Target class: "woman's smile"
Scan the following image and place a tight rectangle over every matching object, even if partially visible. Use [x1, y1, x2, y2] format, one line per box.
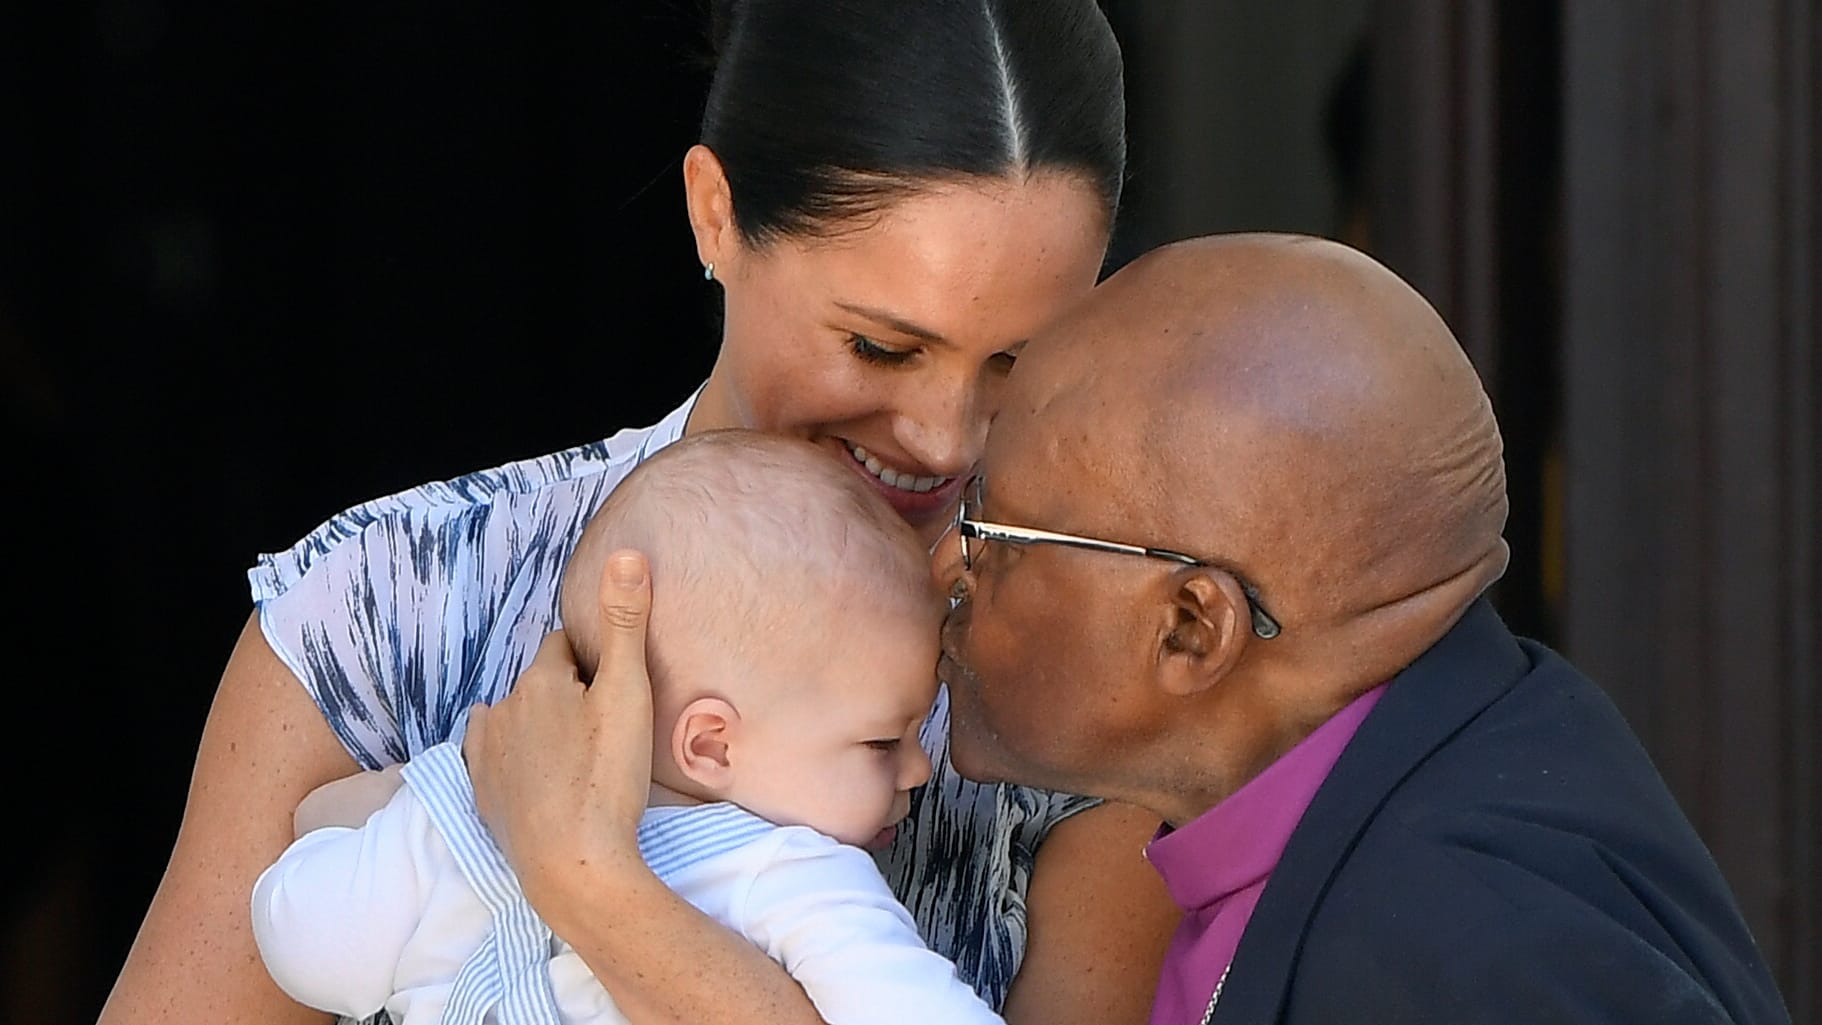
[835, 438, 968, 525]
[845, 441, 950, 493]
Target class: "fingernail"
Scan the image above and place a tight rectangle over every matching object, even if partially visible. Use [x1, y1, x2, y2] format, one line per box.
[608, 552, 646, 590]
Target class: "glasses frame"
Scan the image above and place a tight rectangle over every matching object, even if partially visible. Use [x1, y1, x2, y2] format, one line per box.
[955, 479, 1282, 640]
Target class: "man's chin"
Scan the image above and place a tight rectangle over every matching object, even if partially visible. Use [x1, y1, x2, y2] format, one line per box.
[947, 739, 1007, 784]
[940, 649, 1035, 784]
[945, 712, 1017, 784]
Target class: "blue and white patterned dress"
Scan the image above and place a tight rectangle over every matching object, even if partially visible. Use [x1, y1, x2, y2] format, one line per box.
[249, 391, 1098, 1016]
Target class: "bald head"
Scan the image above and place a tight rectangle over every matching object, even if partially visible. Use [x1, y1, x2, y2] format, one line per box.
[1005, 233, 1507, 675]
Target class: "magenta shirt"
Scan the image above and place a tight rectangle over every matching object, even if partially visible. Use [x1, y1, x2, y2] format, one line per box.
[1143, 684, 1387, 1025]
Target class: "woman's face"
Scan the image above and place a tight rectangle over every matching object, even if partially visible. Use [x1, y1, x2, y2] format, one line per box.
[686, 151, 1110, 542]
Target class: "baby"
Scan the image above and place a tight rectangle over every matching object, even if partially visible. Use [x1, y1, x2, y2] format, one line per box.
[250, 430, 998, 1025]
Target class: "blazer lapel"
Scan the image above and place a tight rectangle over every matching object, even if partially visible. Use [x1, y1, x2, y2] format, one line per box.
[1210, 599, 1531, 1023]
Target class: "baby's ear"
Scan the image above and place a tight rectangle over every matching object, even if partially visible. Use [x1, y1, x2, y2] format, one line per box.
[673, 696, 739, 792]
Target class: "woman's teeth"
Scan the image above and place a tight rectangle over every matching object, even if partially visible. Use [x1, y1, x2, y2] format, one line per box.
[848, 444, 948, 494]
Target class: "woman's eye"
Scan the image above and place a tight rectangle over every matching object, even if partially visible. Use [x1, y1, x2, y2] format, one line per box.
[849, 334, 917, 366]
[987, 350, 1019, 373]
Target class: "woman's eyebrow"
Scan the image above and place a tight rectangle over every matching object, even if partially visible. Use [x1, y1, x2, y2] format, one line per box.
[834, 301, 948, 344]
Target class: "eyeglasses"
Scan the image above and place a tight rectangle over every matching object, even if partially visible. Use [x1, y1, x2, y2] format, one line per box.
[953, 477, 1282, 639]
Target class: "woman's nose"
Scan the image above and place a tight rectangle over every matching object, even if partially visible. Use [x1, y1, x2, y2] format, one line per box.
[898, 372, 987, 478]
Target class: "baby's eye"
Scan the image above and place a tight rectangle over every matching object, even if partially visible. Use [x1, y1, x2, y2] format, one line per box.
[864, 739, 901, 752]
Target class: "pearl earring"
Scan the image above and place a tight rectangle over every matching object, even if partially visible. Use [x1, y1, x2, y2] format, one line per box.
[703, 262, 715, 281]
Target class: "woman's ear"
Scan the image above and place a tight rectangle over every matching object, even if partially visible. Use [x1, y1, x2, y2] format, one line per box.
[682, 144, 740, 275]
[671, 695, 740, 793]
[1157, 569, 1249, 697]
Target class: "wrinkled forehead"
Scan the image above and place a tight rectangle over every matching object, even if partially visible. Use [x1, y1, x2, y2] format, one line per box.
[979, 345, 1144, 530]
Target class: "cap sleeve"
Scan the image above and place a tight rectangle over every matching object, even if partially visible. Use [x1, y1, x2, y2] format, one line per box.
[248, 398, 699, 768]
[257, 477, 612, 767]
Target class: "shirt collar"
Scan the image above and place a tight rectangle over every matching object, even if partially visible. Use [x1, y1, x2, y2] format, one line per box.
[1145, 684, 1388, 913]
[638, 802, 774, 879]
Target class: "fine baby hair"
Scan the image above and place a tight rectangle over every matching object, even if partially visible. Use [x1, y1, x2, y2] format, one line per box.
[560, 429, 935, 690]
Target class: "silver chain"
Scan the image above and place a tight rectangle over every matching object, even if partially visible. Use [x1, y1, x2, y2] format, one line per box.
[1198, 964, 1231, 1025]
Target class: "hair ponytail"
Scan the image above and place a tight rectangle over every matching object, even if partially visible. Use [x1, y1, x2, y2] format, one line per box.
[699, 0, 1125, 243]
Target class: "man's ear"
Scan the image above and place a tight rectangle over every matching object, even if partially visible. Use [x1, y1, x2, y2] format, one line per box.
[672, 695, 740, 792]
[682, 144, 740, 275]
[1157, 569, 1249, 697]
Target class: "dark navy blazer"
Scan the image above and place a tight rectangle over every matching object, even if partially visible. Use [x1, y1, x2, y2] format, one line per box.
[1212, 599, 1791, 1024]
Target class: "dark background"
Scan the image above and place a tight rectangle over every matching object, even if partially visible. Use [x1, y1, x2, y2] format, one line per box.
[5, 2, 1817, 1020]
[3, 3, 720, 1015]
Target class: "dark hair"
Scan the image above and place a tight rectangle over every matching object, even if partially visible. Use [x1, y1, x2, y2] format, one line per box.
[703, 0, 1126, 243]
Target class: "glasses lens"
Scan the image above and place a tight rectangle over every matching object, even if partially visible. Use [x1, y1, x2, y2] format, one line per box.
[959, 477, 982, 571]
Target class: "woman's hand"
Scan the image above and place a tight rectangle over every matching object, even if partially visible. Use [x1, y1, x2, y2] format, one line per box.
[464, 549, 828, 1024]
[463, 549, 657, 925]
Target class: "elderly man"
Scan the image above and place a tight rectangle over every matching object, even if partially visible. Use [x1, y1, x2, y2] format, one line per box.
[467, 232, 1791, 1024]
[932, 233, 1789, 1024]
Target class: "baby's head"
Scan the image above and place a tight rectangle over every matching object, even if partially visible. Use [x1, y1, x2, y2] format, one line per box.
[560, 430, 943, 848]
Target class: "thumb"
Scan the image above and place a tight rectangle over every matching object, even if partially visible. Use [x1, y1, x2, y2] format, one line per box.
[593, 548, 653, 689]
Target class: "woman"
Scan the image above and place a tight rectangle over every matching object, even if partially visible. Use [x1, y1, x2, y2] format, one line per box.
[100, 2, 1179, 1023]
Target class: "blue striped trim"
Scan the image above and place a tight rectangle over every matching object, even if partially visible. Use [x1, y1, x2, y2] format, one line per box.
[396, 749, 777, 1025]
[445, 939, 497, 1025]
[638, 804, 777, 880]
[402, 742, 563, 1025]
